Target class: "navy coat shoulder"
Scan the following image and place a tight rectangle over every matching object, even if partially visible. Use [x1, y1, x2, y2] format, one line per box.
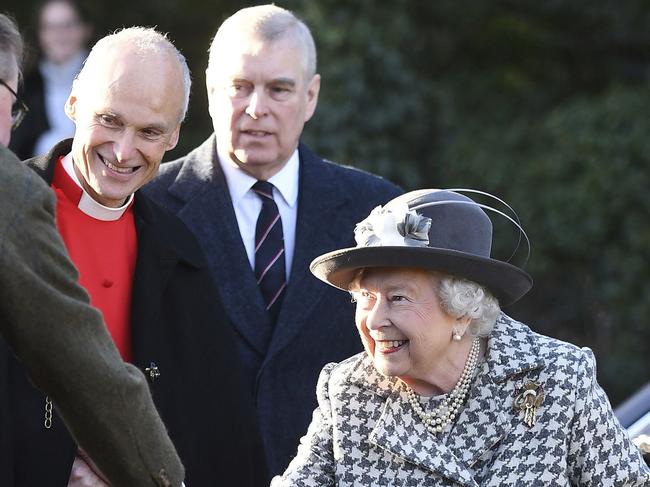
[144, 135, 403, 477]
[2, 139, 267, 486]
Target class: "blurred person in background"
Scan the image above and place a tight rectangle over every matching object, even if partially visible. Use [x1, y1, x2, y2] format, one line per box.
[0, 11, 184, 487]
[9, 0, 90, 159]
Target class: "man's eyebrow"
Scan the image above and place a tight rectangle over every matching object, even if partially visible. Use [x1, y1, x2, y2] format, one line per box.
[142, 123, 168, 132]
[269, 77, 296, 86]
[96, 109, 120, 118]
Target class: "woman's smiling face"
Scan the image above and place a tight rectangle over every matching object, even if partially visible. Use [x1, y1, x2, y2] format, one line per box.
[353, 268, 459, 385]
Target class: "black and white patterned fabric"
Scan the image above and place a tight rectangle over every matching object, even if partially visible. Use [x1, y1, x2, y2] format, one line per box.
[272, 314, 650, 486]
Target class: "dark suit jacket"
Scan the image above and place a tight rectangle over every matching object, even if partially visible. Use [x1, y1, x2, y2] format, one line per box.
[144, 135, 403, 476]
[0, 144, 183, 486]
[2, 140, 267, 486]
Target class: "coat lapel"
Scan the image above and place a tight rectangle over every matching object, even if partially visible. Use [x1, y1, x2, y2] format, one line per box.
[266, 145, 352, 360]
[370, 390, 480, 486]
[24, 139, 72, 180]
[347, 357, 479, 486]
[130, 195, 188, 367]
[446, 315, 544, 468]
[166, 136, 271, 355]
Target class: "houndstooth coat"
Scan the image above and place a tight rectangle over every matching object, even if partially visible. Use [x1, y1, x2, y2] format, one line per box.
[272, 314, 650, 486]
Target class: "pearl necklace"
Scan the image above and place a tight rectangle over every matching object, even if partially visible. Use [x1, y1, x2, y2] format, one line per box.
[406, 337, 480, 435]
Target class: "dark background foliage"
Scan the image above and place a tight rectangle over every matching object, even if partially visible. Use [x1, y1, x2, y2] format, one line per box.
[5, 0, 649, 403]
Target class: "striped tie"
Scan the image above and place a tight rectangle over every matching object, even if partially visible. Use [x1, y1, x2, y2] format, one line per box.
[253, 181, 286, 321]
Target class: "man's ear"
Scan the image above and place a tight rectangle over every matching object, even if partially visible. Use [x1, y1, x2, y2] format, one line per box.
[166, 124, 181, 151]
[205, 69, 218, 119]
[304, 73, 321, 123]
[65, 89, 78, 122]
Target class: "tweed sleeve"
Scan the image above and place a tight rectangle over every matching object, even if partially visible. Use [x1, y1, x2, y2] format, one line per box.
[0, 154, 184, 487]
[567, 348, 650, 485]
[271, 362, 338, 487]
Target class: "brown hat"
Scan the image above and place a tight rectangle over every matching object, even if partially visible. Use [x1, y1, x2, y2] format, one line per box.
[309, 189, 533, 306]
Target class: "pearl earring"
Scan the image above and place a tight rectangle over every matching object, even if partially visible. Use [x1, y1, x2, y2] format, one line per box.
[452, 328, 462, 341]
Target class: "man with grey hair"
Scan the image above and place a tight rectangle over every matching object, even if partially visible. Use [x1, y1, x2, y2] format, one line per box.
[146, 4, 402, 477]
[0, 13, 184, 487]
[4, 25, 265, 486]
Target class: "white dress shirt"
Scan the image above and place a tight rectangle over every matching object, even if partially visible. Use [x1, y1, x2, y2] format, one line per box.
[216, 145, 299, 280]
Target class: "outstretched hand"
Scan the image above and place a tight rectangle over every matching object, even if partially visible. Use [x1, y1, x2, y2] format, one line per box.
[68, 449, 111, 487]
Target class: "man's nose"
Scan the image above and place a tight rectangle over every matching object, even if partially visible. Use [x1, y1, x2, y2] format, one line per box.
[114, 131, 136, 162]
[245, 89, 268, 119]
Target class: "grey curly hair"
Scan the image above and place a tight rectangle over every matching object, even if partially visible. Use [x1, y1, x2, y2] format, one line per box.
[436, 274, 501, 336]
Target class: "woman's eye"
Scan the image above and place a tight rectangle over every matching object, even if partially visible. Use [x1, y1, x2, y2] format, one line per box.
[353, 291, 375, 306]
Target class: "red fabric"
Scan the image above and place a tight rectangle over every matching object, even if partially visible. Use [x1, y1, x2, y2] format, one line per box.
[51, 157, 136, 361]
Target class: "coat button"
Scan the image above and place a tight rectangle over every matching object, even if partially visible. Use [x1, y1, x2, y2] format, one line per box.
[145, 362, 161, 382]
[157, 468, 171, 487]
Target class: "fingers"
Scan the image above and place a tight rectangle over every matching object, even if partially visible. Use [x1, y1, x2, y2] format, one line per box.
[68, 455, 111, 487]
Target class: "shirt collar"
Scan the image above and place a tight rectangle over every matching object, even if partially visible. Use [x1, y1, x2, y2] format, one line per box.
[216, 145, 300, 208]
[62, 152, 134, 221]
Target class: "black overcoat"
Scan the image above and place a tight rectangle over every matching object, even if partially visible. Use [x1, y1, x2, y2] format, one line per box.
[145, 135, 403, 476]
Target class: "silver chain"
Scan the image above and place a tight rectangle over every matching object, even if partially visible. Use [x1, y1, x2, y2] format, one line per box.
[44, 396, 53, 429]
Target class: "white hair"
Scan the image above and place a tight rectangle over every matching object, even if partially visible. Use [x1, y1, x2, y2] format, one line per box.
[436, 274, 501, 336]
[76, 27, 191, 121]
[207, 4, 317, 81]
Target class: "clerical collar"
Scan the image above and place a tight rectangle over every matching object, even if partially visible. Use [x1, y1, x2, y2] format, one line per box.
[61, 153, 134, 221]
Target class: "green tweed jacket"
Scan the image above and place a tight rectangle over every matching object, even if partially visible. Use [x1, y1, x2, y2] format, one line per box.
[0, 145, 184, 487]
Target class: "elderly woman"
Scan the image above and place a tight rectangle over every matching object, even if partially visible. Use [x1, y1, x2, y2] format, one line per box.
[272, 189, 650, 486]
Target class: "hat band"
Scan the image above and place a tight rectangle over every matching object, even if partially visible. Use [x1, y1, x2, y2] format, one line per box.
[355, 189, 530, 267]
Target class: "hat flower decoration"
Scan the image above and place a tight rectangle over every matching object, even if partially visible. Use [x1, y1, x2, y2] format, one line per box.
[355, 203, 432, 248]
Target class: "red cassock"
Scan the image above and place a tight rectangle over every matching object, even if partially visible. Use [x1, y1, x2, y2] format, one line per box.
[51, 157, 136, 362]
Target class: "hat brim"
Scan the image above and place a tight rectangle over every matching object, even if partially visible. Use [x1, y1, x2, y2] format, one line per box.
[310, 246, 533, 306]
